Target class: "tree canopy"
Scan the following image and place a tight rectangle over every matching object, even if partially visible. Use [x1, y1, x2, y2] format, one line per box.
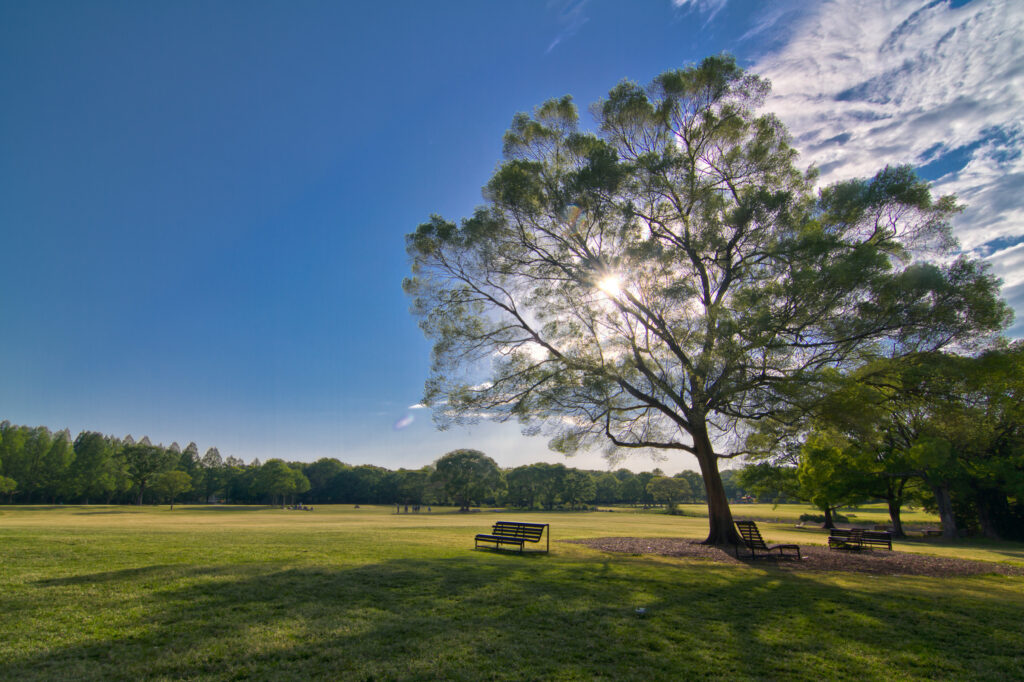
[405, 55, 1011, 543]
[431, 449, 501, 511]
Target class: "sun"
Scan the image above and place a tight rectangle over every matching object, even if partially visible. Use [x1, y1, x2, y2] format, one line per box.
[597, 274, 623, 297]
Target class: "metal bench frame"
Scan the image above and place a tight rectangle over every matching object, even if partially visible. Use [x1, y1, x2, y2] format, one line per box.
[734, 520, 801, 560]
[828, 528, 893, 551]
[475, 521, 549, 553]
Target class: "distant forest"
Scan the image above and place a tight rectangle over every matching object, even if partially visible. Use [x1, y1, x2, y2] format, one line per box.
[0, 420, 745, 508]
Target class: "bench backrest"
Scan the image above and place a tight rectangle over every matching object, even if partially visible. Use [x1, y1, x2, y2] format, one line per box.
[491, 521, 547, 543]
[833, 528, 889, 540]
[735, 520, 768, 549]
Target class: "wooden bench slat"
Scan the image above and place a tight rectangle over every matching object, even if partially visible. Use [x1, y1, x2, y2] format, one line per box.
[828, 528, 892, 551]
[474, 521, 549, 553]
[734, 520, 801, 560]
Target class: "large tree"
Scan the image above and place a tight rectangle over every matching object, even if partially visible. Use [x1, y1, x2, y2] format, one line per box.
[405, 56, 1010, 543]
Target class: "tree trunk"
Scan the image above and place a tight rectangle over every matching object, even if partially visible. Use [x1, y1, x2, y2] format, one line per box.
[886, 478, 907, 538]
[887, 498, 905, 538]
[974, 488, 1007, 540]
[693, 428, 740, 545]
[822, 506, 836, 530]
[932, 484, 958, 540]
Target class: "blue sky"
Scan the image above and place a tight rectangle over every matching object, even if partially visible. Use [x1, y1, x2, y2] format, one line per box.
[2, 0, 1021, 473]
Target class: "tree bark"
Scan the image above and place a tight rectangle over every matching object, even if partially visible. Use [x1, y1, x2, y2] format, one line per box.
[885, 478, 907, 538]
[822, 506, 836, 530]
[887, 498, 905, 538]
[974, 488, 1007, 540]
[931, 483, 958, 540]
[693, 427, 740, 545]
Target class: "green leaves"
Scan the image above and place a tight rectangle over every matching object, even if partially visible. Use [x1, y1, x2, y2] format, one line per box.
[405, 55, 1012, 543]
[432, 449, 501, 509]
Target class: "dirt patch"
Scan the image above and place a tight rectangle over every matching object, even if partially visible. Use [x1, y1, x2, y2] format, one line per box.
[564, 537, 1024, 577]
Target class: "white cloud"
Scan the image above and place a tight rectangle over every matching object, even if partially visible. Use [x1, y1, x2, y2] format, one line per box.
[747, 0, 1024, 335]
[672, 0, 729, 24]
[546, 0, 590, 54]
[987, 243, 1024, 290]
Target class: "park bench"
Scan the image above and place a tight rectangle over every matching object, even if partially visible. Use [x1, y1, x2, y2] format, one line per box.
[828, 528, 892, 551]
[475, 521, 549, 554]
[734, 520, 801, 560]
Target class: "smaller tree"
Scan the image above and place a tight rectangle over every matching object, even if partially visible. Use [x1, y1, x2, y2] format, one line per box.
[674, 471, 705, 503]
[288, 467, 311, 506]
[151, 470, 192, 510]
[123, 444, 176, 505]
[561, 470, 596, 510]
[432, 449, 501, 511]
[253, 459, 302, 507]
[619, 476, 644, 507]
[200, 446, 224, 503]
[646, 476, 692, 511]
[737, 463, 801, 505]
[797, 433, 873, 529]
[594, 473, 621, 504]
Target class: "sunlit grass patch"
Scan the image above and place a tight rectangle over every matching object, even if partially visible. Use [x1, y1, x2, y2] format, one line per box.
[1, 505, 1022, 679]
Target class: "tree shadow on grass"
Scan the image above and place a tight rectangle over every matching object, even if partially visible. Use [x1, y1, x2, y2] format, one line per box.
[34, 565, 233, 587]
[11, 555, 1024, 680]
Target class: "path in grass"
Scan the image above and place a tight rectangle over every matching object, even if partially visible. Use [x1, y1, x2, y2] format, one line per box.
[1, 505, 1022, 680]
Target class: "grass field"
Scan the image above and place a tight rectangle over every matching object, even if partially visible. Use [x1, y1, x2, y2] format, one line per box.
[2, 504, 1023, 681]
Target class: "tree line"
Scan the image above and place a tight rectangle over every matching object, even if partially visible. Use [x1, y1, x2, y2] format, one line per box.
[0, 422, 740, 509]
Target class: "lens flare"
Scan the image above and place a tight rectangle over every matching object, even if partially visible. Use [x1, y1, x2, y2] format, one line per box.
[393, 414, 415, 430]
[597, 274, 622, 296]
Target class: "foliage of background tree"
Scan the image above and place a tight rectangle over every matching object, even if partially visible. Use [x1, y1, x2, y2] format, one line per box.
[199, 446, 223, 503]
[432, 449, 501, 511]
[71, 432, 126, 504]
[404, 55, 1010, 543]
[123, 443, 176, 505]
[252, 459, 310, 508]
[897, 347, 1024, 539]
[561, 469, 597, 510]
[646, 476, 692, 510]
[151, 470, 193, 510]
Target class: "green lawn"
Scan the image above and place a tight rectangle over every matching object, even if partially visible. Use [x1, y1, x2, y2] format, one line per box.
[1, 505, 1022, 680]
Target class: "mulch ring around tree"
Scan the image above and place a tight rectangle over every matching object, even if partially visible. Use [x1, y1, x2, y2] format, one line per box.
[565, 537, 1024, 577]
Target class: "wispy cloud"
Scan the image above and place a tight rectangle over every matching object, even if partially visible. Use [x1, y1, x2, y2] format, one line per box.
[672, 0, 729, 26]
[747, 0, 1024, 332]
[546, 0, 589, 54]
